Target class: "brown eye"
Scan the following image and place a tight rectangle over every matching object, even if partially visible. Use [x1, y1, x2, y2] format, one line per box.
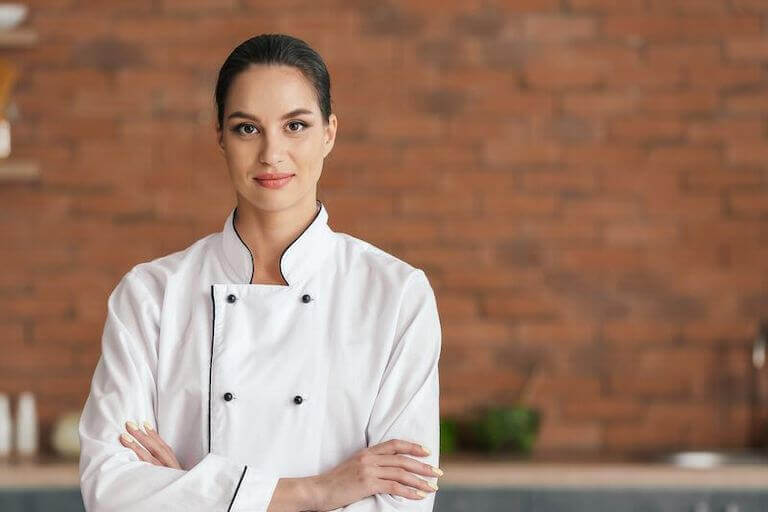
[287, 121, 307, 133]
[232, 123, 257, 136]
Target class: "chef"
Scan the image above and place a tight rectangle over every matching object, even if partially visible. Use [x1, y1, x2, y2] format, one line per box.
[78, 33, 443, 512]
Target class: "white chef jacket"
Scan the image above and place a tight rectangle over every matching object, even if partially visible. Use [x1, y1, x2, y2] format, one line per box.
[78, 199, 442, 512]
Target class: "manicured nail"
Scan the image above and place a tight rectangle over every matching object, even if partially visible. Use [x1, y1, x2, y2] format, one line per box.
[427, 481, 439, 491]
[421, 445, 431, 455]
[126, 421, 138, 431]
[120, 433, 133, 444]
[142, 421, 154, 432]
[432, 466, 444, 476]
[415, 490, 426, 498]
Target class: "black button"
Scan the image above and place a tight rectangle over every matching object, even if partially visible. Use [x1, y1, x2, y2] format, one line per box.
[293, 395, 303, 404]
[301, 294, 311, 303]
[227, 294, 237, 303]
[223, 392, 234, 401]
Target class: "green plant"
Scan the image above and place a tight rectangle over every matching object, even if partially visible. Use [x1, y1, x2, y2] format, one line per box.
[439, 418, 458, 455]
[471, 405, 540, 454]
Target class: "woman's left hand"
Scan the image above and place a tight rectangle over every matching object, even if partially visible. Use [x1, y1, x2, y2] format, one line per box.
[119, 420, 183, 470]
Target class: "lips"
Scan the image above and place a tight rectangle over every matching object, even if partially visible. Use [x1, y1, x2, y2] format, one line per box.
[253, 173, 295, 189]
[254, 173, 294, 180]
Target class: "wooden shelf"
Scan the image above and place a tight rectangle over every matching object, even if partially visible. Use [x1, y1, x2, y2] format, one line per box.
[0, 158, 39, 181]
[0, 27, 37, 47]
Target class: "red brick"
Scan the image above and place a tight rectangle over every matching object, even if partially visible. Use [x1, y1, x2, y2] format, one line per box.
[569, 0, 646, 12]
[563, 92, 639, 116]
[687, 118, 764, 143]
[726, 143, 768, 165]
[685, 169, 763, 190]
[160, 0, 239, 12]
[647, 0, 729, 13]
[520, 168, 597, 193]
[688, 64, 763, 88]
[524, 15, 597, 42]
[483, 291, 562, 321]
[609, 117, 684, 142]
[604, 222, 680, 246]
[399, 193, 477, 217]
[484, 141, 562, 166]
[640, 91, 718, 114]
[647, 42, 722, 65]
[535, 421, 602, 453]
[729, 190, 768, 217]
[563, 398, 645, 421]
[485, 193, 559, 216]
[728, 38, 768, 59]
[602, 15, 761, 41]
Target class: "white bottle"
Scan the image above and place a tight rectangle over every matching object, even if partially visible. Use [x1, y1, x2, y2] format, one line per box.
[15, 391, 38, 458]
[0, 393, 11, 460]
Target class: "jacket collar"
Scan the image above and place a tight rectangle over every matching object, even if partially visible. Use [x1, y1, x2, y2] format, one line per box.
[220, 199, 333, 286]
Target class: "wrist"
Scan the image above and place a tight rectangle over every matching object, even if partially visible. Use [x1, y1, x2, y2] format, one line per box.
[298, 475, 324, 511]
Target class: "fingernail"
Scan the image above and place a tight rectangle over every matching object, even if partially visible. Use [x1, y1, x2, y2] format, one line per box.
[120, 433, 133, 444]
[427, 481, 439, 491]
[126, 421, 138, 431]
[432, 466, 444, 476]
[415, 490, 426, 498]
[142, 421, 154, 432]
[421, 445, 431, 455]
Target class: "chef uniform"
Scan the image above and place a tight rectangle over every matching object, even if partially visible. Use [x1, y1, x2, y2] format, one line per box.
[78, 199, 442, 512]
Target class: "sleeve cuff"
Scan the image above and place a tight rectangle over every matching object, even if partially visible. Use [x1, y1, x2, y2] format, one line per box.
[229, 465, 281, 512]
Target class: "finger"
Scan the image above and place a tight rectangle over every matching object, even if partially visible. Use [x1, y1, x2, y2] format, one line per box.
[374, 454, 443, 478]
[376, 478, 429, 501]
[141, 421, 182, 469]
[125, 421, 174, 466]
[120, 433, 162, 465]
[370, 439, 430, 457]
[375, 466, 438, 495]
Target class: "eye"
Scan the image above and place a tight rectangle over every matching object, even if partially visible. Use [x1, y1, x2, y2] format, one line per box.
[232, 123, 257, 136]
[287, 121, 308, 133]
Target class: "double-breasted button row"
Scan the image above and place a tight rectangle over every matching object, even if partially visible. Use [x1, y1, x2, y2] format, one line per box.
[223, 392, 303, 404]
[225, 293, 312, 303]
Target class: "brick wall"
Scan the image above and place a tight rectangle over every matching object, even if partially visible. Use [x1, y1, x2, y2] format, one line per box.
[2, 0, 767, 457]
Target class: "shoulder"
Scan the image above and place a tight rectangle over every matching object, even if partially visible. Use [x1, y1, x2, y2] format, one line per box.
[111, 231, 219, 305]
[331, 231, 435, 295]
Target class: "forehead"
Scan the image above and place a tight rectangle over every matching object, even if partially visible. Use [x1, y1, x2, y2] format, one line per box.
[226, 64, 318, 117]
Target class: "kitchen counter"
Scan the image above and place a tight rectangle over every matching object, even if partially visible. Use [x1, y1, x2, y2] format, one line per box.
[2, 455, 768, 489]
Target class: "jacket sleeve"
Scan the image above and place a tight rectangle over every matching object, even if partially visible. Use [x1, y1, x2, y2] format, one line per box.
[335, 269, 442, 512]
[78, 269, 280, 512]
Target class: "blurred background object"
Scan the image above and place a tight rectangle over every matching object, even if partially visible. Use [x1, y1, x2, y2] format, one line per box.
[0, 3, 28, 30]
[0, 56, 19, 157]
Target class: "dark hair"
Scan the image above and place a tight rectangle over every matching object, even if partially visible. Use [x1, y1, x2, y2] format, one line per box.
[214, 33, 332, 130]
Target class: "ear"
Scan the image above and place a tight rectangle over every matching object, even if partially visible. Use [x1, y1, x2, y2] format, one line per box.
[216, 126, 225, 155]
[323, 113, 338, 158]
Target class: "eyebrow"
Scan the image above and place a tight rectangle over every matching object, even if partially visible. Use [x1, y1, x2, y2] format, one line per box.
[226, 108, 314, 122]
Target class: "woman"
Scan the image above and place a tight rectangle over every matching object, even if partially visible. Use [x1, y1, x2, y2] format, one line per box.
[78, 33, 443, 512]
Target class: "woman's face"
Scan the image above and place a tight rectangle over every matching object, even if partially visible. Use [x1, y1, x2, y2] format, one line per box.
[217, 64, 337, 213]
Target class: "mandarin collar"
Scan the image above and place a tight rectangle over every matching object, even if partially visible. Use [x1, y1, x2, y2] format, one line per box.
[220, 199, 333, 286]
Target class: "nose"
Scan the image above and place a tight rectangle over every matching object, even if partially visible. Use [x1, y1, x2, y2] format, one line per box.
[258, 131, 286, 168]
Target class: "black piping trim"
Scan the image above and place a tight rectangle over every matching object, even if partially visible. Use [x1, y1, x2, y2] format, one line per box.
[227, 465, 248, 512]
[231, 207, 255, 285]
[231, 200, 323, 286]
[208, 285, 215, 454]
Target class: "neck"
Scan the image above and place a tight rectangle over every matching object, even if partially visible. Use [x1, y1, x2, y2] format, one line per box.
[233, 195, 319, 285]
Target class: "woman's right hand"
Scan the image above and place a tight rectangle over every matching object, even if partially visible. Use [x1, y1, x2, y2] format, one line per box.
[308, 439, 442, 511]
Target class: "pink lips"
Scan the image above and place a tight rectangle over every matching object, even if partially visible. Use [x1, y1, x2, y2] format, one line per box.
[254, 173, 295, 189]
